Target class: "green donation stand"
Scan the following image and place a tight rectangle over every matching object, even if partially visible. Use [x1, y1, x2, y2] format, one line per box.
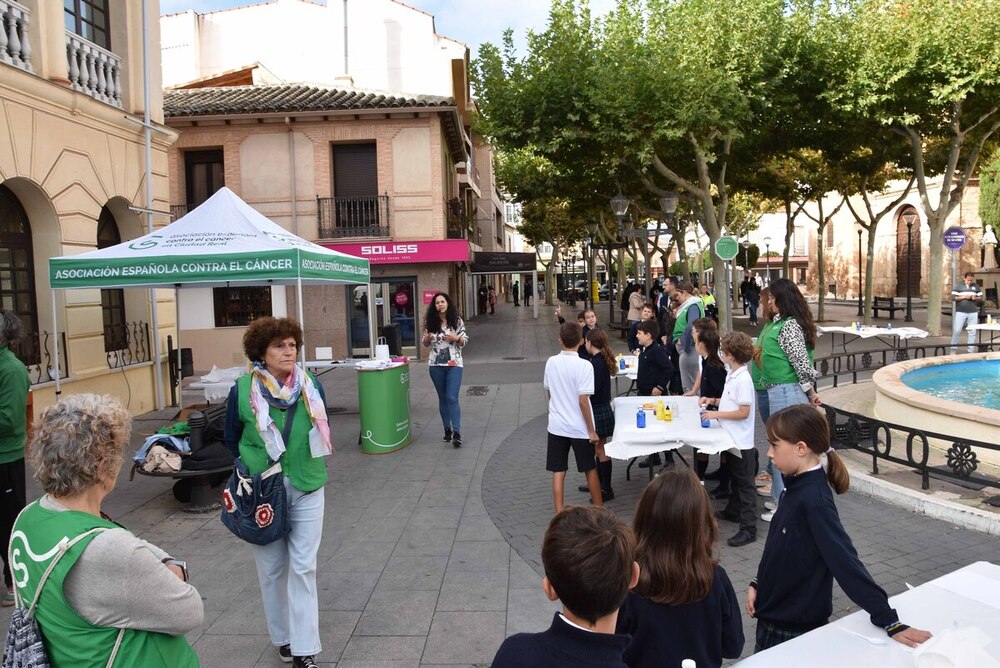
[357, 362, 412, 454]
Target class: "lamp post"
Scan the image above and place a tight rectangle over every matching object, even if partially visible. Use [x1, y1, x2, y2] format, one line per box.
[763, 236, 772, 286]
[611, 194, 632, 323]
[659, 193, 678, 290]
[586, 220, 599, 308]
[687, 236, 698, 283]
[856, 224, 864, 317]
[902, 209, 917, 322]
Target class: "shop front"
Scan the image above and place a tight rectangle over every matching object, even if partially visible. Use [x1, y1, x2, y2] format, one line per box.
[324, 239, 470, 359]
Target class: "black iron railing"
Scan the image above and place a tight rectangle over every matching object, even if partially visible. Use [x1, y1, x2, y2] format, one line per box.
[11, 331, 68, 386]
[317, 195, 390, 238]
[104, 321, 151, 370]
[445, 197, 467, 239]
[815, 344, 1000, 492]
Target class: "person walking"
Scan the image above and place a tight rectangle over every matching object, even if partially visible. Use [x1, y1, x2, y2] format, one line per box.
[950, 271, 983, 354]
[224, 316, 333, 668]
[627, 285, 646, 352]
[513, 280, 520, 307]
[12, 394, 203, 666]
[488, 285, 497, 315]
[421, 292, 469, 447]
[524, 279, 533, 307]
[0, 309, 30, 608]
[477, 282, 489, 315]
[746, 279, 761, 326]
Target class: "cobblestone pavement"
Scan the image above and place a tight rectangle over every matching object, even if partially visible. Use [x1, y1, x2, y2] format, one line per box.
[2, 298, 997, 667]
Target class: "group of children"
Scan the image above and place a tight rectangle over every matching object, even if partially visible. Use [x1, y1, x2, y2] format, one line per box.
[519, 317, 933, 666]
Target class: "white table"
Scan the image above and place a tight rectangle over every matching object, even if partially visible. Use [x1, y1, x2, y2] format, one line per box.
[818, 325, 928, 355]
[613, 355, 639, 396]
[186, 365, 245, 403]
[967, 322, 1000, 348]
[605, 396, 739, 480]
[734, 561, 1000, 668]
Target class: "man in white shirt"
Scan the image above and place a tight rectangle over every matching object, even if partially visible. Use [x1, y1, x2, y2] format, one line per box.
[543, 322, 601, 513]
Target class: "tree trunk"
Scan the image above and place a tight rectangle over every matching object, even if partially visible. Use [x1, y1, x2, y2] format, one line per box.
[817, 220, 826, 322]
[545, 245, 559, 306]
[924, 221, 945, 335]
[864, 230, 877, 325]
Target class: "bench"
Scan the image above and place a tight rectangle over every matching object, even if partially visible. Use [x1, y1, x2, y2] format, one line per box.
[608, 322, 630, 340]
[131, 403, 233, 513]
[872, 296, 904, 319]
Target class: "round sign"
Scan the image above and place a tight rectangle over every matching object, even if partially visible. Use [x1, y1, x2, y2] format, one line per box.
[394, 291, 408, 306]
[714, 236, 739, 261]
[943, 226, 966, 251]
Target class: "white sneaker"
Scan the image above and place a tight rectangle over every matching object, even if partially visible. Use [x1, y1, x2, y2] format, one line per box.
[761, 510, 775, 522]
[763, 501, 777, 511]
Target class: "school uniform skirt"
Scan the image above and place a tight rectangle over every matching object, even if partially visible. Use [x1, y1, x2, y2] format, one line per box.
[592, 402, 615, 439]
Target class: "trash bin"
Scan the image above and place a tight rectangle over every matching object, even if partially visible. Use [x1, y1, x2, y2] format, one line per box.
[180, 348, 194, 378]
[381, 322, 402, 357]
[357, 362, 412, 454]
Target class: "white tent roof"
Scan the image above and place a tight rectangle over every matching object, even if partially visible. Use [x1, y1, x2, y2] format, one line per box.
[49, 187, 370, 289]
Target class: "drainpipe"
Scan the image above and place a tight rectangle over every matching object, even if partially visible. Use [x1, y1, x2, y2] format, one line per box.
[343, 0, 349, 75]
[286, 117, 297, 236]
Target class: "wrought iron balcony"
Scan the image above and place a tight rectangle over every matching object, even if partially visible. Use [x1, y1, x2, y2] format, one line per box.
[66, 30, 121, 108]
[445, 197, 468, 239]
[11, 330, 67, 386]
[0, 0, 31, 73]
[104, 321, 151, 370]
[317, 195, 390, 238]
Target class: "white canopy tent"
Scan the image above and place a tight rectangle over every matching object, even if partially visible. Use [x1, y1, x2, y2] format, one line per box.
[49, 187, 371, 407]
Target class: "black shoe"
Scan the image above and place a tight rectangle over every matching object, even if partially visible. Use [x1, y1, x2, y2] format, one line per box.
[443, 429, 452, 442]
[710, 486, 731, 499]
[638, 453, 662, 469]
[727, 529, 757, 547]
[278, 645, 292, 664]
[292, 657, 319, 668]
[601, 489, 615, 502]
[452, 432, 462, 448]
[715, 510, 740, 523]
[578, 484, 590, 493]
[704, 468, 724, 481]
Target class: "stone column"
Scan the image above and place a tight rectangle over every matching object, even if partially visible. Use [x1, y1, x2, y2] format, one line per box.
[39, 0, 69, 85]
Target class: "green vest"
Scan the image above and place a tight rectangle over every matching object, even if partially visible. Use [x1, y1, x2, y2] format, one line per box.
[236, 374, 328, 492]
[750, 320, 777, 391]
[759, 317, 814, 386]
[672, 299, 706, 341]
[0, 344, 31, 464]
[11, 501, 199, 668]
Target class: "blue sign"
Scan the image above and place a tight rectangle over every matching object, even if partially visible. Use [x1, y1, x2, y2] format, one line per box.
[943, 226, 966, 251]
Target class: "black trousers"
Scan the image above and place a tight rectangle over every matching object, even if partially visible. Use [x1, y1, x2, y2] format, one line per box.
[722, 449, 757, 533]
[1, 458, 27, 587]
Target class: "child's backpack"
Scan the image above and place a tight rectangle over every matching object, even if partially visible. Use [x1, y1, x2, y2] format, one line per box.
[3, 528, 125, 668]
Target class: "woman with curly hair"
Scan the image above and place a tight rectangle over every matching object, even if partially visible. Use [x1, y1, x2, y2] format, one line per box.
[11, 393, 202, 666]
[224, 317, 331, 668]
[421, 292, 468, 447]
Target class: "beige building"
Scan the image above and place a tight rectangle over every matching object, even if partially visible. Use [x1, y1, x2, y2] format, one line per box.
[0, 0, 175, 413]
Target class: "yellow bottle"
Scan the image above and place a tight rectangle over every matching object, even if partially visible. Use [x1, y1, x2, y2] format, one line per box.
[664, 404, 673, 422]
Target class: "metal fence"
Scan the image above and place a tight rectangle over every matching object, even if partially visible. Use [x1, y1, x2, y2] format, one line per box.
[104, 321, 151, 370]
[317, 195, 390, 238]
[11, 330, 67, 386]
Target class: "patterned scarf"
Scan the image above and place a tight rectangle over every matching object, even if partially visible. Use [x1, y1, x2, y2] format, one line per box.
[249, 361, 332, 461]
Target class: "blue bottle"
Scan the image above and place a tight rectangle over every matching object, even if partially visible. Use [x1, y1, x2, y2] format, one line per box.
[636, 407, 646, 428]
[620, 357, 626, 370]
[700, 415, 711, 428]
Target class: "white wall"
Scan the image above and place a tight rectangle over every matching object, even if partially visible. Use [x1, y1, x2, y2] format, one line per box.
[161, 0, 466, 96]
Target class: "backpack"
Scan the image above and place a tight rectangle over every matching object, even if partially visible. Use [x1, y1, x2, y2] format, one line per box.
[3, 527, 125, 668]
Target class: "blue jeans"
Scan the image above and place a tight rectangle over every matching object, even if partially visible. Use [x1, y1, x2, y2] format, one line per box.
[951, 311, 978, 354]
[429, 365, 463, 433]
[765, 383, 809, 502]
[251, 479, 325, 656]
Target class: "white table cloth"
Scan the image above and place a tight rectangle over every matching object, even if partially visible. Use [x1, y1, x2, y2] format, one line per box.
[613, 355, 639, 396]
[967, 322, 1000, 347]
[818, 326, 928, 355]
[733, 560, 1000, 668]
[604, 396, 738, 460]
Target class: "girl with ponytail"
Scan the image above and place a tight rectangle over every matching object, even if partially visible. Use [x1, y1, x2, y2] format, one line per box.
[745, 405, 931, 652]
[580, 329, 617, 501]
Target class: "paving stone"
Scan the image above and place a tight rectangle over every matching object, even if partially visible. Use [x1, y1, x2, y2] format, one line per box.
[436, 570, 508, 611]
[355, 590, 439, 636]
[193, 633, 270, 667]
[446, 541, 510, 572]
[506, 587, 561, 636]
[392, 527, 457, 557]
[340, 635, 426, 661]
[421, 611, 507, 665]
[376, 555, 450, 592]
[317, 570, 380, 611]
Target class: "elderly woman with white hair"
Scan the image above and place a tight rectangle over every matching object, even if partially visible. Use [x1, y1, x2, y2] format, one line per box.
[9, 394, 203, 667]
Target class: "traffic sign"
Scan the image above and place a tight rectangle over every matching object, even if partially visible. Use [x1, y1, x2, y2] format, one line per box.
[943, 226, 966, 250]
[714, 236, 739, 261]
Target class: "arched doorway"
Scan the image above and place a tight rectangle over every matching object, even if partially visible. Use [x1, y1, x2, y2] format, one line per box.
[895, 207, 921, 299]
[98, 206, 127, 353]
[0, 184, 40, 366]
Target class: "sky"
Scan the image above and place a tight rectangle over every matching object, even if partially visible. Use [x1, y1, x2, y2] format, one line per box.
[159, 0, 616, 58]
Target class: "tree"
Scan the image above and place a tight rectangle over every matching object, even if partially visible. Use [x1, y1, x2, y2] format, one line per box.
[980, 151, 1000, 266]
[839, 0, 1000, 334]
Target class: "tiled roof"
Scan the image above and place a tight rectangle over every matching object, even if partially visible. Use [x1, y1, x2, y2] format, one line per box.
[164, 84, 455, 118]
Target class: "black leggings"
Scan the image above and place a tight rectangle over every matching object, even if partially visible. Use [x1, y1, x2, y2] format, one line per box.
[1, 458, 27, 587]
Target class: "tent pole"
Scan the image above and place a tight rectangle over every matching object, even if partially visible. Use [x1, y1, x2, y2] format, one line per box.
[367, 281, 376, 359]
[296, 277, 306, 368]
[175, 287, 182, 407]
[141, 0, 164, 410]
[51, 290, 61, 399]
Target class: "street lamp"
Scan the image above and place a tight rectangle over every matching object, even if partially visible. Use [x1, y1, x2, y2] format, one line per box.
[610, 194, 632, 322]
[586, 220, 599, 308]
[740, 239, 751, 314]
[687, 236, 698, 283]
[763, 236, 772, 286]
[856, 223, 864, 317]
[901, 208, 917, 322]
[658, 193, 678, 288]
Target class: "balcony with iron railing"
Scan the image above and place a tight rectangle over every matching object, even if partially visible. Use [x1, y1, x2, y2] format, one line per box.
[66, 30, 122, 108]
[445, 197, 469, 240]
[0, 0, 32, 73]
[11, 330, 67, 386]
[317, 195, 390, 239]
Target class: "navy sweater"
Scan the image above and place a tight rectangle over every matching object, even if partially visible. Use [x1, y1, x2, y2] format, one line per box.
[616, 565, 744, 668]
[636, 341, 673, 396]
[492, 612, 630, 668]
[753, 468, 903, 634]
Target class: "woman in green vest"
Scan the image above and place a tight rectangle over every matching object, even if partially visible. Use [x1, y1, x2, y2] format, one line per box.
[756, 279, 821, 517]
[11, 394, 202, 667]
[223, 317, 331, 668]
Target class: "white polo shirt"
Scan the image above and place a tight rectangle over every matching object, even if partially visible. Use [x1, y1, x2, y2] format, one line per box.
[543, 351, 595, 439]
[717, 365, 755, 450]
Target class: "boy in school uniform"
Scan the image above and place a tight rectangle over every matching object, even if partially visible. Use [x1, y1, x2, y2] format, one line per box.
[702, 331, 758, 547]
[544, 322, 601, 513]
[635, 320, 676, 470]
[491, 506, 639, 668]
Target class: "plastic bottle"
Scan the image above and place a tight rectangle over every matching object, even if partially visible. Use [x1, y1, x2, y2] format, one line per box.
[656, 399, 665, 420]
[664, 403, 672, 422]
[887, 322, 893, 331]
[619, 356, 626, 370]
[636, 407, 646, 429]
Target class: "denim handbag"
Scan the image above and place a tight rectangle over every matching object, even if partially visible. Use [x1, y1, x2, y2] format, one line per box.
[220, 403, 296, 545]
